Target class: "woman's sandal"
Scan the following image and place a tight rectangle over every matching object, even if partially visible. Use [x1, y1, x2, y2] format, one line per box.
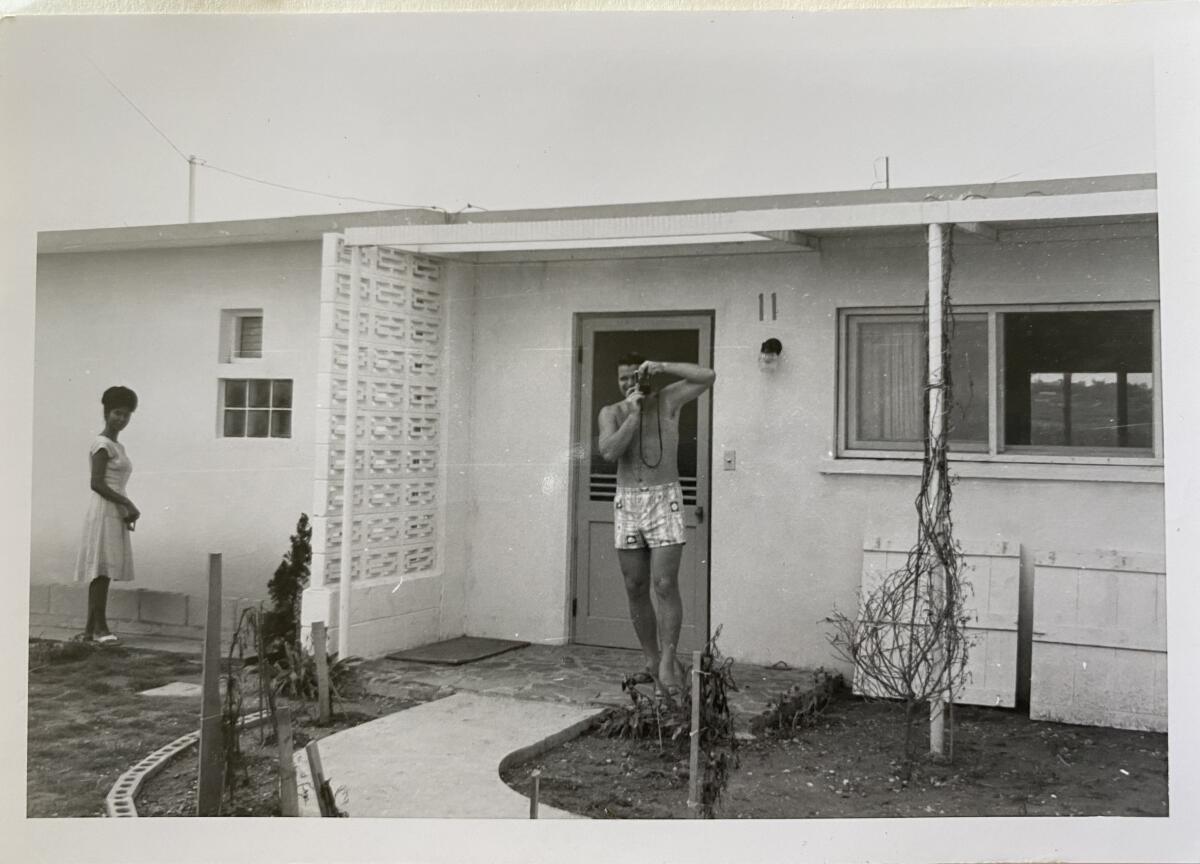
[95, 633, 119, 645]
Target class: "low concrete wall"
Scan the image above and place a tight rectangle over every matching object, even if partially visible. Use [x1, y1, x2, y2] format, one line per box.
[29, 582, 258, 643]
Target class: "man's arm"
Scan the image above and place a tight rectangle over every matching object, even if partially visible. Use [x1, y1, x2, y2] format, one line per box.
[644, 361, 716, 416]
[597, 401, 641, 462]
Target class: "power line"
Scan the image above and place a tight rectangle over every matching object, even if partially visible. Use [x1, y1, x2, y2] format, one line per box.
[86, 55, 188, 162]
[86, 55, 451, 214]
[200, 161, 445, 212]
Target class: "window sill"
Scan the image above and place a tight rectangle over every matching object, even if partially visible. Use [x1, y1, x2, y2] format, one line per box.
[822, 457, 1164, 484]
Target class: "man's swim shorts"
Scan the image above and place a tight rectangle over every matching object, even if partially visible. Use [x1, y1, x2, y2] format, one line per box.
[613, 481, 686, 549]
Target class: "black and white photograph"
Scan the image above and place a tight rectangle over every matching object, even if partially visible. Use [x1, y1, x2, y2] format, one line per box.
[3, 3, 1198, 863]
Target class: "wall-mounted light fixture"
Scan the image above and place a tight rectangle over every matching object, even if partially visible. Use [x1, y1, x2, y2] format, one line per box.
[759, 338, 782, 372]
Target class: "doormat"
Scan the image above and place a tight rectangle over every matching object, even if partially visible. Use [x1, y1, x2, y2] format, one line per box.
[386, 636, 531, 666]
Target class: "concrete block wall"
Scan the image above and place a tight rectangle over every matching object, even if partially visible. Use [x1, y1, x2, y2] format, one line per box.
[1030, 549, 1167, 732]
[300, 573, 443, 658]
[29, 582, 258, 643]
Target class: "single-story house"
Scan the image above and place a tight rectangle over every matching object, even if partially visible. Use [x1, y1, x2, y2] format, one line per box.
[30, 173, 1166, 730]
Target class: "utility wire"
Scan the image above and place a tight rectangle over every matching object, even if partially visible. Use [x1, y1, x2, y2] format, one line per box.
[86, 55, 450, 214]
[200, 160, 445, 212]
[86, 55, 188, 162]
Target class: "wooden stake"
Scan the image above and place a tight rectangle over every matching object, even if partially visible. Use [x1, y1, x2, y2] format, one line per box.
[687, 649, 703, 817]
[256, 601, 267, 746]
[529, 768, 541, 819]
[305, 740, 337, 817]
[196, 553, 224, 816]
[276, 707, 299, 817]
[312, 621, 331, 724]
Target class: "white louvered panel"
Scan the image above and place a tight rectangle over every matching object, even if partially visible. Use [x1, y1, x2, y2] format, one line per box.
[313, 238, 445, 585]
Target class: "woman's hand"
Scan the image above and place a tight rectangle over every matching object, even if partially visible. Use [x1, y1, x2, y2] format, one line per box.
[122, 503, 141, 529]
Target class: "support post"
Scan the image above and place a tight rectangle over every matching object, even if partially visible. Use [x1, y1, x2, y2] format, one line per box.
[927, 222, 948, 757]
[687, 649, 703, 817]
[276, 708, 299, 817]
[529, 769, 541, 819]
[337, 245, 363, 659]
[196, 553, 224, 816]
[312, 621, 331, 725]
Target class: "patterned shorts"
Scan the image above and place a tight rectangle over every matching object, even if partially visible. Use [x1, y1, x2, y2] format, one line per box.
[614, 482, 686, 550]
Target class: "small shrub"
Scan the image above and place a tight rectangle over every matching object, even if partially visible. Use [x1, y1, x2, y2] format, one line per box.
[262, 514, 312, 658]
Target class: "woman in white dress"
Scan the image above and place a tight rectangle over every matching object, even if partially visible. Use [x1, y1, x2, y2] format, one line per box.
[75, 386, 140, 644]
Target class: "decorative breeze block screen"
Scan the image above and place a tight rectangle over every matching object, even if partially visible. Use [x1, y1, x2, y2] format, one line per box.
[312, 237, 444, 586]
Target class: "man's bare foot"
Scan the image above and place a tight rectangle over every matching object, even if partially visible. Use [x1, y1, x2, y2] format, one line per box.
[658, 654, 685, 691]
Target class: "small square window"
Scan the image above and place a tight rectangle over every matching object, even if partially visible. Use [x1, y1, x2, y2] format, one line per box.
[220, 308, 264, 362]
[236, 315, 263, 359]
[220, 379, 293, 439]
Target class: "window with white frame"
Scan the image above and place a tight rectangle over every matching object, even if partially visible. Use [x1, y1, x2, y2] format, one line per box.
[840, 305, 1158, 458]
[221, 379, 292, 438]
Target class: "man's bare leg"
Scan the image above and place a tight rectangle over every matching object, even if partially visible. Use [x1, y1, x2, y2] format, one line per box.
[618, 548, 660, 679]
[650, 543, 684, 691]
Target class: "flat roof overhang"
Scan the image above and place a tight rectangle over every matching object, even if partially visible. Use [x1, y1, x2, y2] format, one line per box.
[343, 188, 1158, 262]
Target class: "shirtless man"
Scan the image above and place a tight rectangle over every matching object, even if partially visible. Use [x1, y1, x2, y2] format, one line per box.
[597, 353, 716, 698]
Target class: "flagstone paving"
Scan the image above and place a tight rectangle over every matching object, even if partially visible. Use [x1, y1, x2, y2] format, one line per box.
[354, 642, 820, 731]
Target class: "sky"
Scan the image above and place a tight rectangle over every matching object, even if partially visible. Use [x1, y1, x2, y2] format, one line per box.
[0, 8, 1164, 230]
[3, 5, 1200, 864]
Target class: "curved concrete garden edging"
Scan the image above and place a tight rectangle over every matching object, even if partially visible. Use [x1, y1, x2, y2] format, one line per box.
[105, 709, 271, 817]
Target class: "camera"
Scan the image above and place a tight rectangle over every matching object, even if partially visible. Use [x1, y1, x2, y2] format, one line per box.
[635, 366, 652, 395]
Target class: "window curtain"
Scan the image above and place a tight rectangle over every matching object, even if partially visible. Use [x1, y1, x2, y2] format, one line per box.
[857, 320, 924, 443]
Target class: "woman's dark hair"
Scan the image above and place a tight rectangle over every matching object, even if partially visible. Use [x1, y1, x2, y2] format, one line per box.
[101, 386, 138, 415]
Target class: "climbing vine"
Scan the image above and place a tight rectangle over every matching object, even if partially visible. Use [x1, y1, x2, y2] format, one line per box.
[826, 226, 973, 770]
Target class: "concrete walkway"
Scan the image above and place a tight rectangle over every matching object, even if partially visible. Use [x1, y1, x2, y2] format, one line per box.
[291, 643, 821, 818]
[293, 692, 606, 818]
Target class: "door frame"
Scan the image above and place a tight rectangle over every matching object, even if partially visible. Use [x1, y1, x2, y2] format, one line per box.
[566, 309, 716, 647]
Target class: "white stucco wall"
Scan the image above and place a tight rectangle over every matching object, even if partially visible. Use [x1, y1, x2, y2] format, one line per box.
[32, 242, 322, 603]
[461, 234, 1164, 677]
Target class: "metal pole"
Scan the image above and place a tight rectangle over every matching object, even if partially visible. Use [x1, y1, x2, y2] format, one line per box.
[188, 156, 197, 223]
[927, 223, 947, 757]
[337, 246, 363, 659]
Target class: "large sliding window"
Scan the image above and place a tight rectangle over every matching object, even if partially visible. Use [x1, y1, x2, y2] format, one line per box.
[840, 305, 1158, 460]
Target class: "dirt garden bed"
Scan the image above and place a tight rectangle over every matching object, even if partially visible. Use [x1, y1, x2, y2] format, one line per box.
[26, 638, 439, 817]
[501, 694, 1168, 819]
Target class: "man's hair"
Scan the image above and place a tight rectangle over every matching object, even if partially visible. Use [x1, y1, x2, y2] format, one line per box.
[101, 385, 139, 414]
[617, 352, 645, 369]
